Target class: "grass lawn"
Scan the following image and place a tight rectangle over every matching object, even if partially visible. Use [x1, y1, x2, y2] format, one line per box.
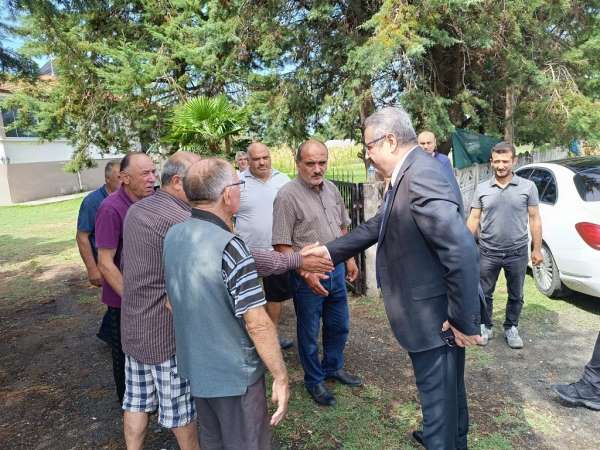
[1, 198, 599, 449]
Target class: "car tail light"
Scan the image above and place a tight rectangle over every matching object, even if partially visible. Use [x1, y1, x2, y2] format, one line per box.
[575, 222, 600, 250]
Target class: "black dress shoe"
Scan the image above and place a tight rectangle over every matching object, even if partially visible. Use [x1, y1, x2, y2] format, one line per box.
[326, 369, 363, 387]
[412, 430, 468, 450]
[306, 382, 336, 406]
[412, 430, 424, 446]
[279, 337, 294, 350]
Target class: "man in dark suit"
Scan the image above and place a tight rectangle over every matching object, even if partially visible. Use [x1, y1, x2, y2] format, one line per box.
[316, 107, 482, 449]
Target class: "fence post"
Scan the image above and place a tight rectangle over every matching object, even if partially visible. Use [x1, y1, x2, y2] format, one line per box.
[362, 180, 384, 298]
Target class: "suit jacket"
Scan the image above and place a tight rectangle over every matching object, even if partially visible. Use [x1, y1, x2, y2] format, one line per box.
[326, 148, 480, 353]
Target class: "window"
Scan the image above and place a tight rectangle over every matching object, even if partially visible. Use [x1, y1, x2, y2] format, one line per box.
[529, 169, 557, 204]
[515, 168, 534, 179]
[1, 107, 39, 138]
[573, 168, 600, 202]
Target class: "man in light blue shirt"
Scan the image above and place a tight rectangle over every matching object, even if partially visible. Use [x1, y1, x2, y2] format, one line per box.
[236, 142, 293, 349]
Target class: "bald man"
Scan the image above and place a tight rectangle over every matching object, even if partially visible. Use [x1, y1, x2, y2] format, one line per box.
[417, 131, 454, 181]
[236, 142, 295, 349]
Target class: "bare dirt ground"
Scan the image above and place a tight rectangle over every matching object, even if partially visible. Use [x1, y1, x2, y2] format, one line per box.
[1, 262, 599, 449]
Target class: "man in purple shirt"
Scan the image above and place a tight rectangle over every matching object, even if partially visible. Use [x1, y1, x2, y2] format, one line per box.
[96, 152, 157, 403]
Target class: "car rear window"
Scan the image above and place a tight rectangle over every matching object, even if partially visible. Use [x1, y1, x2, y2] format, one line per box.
[573, 169, 600, 202]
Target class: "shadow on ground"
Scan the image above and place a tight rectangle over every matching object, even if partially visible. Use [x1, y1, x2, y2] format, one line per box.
[0, 234, 74, 265]
[1, 265, 598, 449]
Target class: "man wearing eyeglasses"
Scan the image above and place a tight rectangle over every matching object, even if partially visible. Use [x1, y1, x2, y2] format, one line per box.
[164, 158, 289, 449]
[311, 108, 482, 449]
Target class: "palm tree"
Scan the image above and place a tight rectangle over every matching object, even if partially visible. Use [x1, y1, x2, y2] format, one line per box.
[168, 95, 247, 155]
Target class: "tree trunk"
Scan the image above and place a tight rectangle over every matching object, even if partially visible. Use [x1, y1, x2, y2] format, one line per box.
[504, 86, 515, 143]
[357, 84, 375, 171]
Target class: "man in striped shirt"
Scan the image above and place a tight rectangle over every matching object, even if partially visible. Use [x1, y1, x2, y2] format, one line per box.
[121, 152, 332, 450]
[164, 158, 289, 449]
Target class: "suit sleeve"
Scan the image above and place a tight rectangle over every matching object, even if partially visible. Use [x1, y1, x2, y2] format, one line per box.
[408, 166, 481, 336]
[325, 208, 382, 265]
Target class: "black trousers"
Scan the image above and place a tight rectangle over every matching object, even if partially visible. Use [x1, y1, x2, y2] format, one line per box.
[479, 245, 528, 329]
[97, 307, 111, 342]
[409, 345, 468, 450]
[107, 306, 125, 404]
[583, 331, 600, 391]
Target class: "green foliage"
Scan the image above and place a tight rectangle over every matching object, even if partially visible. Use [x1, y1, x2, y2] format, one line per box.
[167, 95, 247, 155]
[4, 0, 600, 170]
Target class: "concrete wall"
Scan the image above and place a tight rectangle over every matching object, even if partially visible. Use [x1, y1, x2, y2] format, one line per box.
[0, 136, 122, 204]
[2, 160, 115, 204]
[0, 163, 10, 204]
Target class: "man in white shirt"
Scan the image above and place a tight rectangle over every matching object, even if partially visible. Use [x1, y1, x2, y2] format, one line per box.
[236, 142, 294, 349]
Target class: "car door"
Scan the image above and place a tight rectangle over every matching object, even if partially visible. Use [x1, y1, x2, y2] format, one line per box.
[527, 168, 569, 270]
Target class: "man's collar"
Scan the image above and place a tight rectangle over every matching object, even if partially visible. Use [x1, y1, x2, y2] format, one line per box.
[156, 189, 191, 211]
[297, 175, 324, 192]
[390, 145, 419, 186]
[118, 185, 135, 205]
[191, 208, 230, 232]
[490, 173, 519, 187]
[243, 168, 278, 181]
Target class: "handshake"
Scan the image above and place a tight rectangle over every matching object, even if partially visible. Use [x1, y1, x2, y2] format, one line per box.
[297, 243, 359, 296]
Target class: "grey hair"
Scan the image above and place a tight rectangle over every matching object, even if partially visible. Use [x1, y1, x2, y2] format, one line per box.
[184, 158, 235, 204]
[104, 160, 118, 179]
[161, 158, 188, 186]
[364, 106, 417, 145]
[235, 150, 247, 161]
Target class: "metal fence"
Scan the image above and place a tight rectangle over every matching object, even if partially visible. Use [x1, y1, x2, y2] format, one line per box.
[332, 180, 367, 295]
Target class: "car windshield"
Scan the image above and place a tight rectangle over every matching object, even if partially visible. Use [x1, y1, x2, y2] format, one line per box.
[573, 168, 600, 202]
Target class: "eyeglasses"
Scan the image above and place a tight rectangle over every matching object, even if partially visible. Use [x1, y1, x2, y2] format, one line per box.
[224, 180, 245, 191]
[363, 135, 387, 153]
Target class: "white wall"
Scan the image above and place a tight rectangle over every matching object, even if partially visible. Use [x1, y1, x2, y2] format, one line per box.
[0, 137, 120, 164]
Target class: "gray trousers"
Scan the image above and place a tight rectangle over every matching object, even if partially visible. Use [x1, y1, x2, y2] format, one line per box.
[479, 245, 528, 329]
[583, 332, 600, 391]
[194, 376, 271, 450]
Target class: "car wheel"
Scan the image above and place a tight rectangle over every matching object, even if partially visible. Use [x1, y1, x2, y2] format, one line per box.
[533, 244, 567, 298]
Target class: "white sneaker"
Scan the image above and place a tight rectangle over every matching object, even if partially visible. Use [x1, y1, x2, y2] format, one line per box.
[485, 326, 493, 340]
[504, 326, 523, 349]
[478, 324, 489, 346]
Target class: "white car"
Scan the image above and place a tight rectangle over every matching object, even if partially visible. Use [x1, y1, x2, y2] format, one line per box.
[515, 157, 600, 298]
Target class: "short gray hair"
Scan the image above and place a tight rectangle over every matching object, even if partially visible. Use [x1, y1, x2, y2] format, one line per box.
[364, 106, 417, 145]
[184, 158, 235, 204]
[161, 159, 188, 186]
[104, 160, 118, 179]
[235, 151, 247, 161]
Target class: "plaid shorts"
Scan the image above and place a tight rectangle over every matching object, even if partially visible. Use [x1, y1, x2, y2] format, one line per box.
[122, 354, 196, 428]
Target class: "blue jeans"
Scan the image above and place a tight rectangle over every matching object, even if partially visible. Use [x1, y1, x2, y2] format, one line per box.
[479, 245, 528, 330]
[291, 264, 349, 387]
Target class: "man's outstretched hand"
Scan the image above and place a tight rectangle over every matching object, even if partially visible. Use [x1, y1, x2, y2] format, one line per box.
[441, 320, 483, 347]
[299, 243, 334, 273]
[299, 243, 331, 259]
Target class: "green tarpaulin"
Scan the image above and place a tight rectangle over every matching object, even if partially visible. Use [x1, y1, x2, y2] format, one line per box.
[451, 129, 502, 169]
